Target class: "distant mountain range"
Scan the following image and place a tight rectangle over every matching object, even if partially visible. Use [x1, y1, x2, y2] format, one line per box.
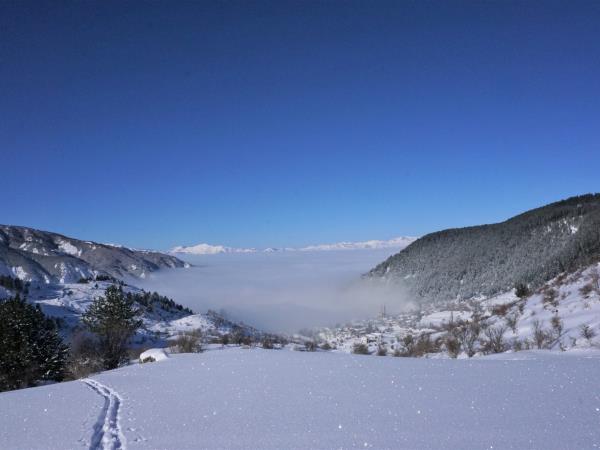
[297, 237, 416, 252]
[170, 243, 258, 255]
[170, 236, 417, 255]
[368, 194, 600, 303]
[0, 225, 187, 283]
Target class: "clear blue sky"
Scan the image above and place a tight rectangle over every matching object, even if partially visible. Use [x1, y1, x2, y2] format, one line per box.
[1, 1, 599, 250]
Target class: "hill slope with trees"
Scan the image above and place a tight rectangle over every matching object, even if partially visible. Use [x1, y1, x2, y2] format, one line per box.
[368, 194, 600, 303]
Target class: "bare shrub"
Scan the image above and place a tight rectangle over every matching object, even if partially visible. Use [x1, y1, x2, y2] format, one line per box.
[231, 328, 253, 346]
[398, 333, 440, 357]
[481, 325, 507, 354]
[376, 345, 388, 356]
[580, 283, 594, 298]
[441, 313, 465, 332]
[552, 272, 568, 287]
[418, 334, 441, 356]
[399, 334, 415, 356]
[140, 356, 156, 364]
[66, 331, 104, 380]
[445, 335, 461, 358]
[220, 333, 230, 346]
[511, 339, 523, 352]
[579, 324, 596, 343]
[304, 340, 317, 352]
[492, 303, 511, 317]
[505, 314, 519, 333]
[590, 271, 600, 293]
[542, 288, 559, 307]
[241, 335, 253, 346]
[532, 320, 551, 349]
[169, 330, 203, 353]
[456, 320, 481, 357]
[550, 315, 564, 337]
[320, 342, 332, 350]
[274, 336, 287, 348]
[261, 337, 274, 349]
[566, 269, 584, 285]
[352, 343, 370, 355]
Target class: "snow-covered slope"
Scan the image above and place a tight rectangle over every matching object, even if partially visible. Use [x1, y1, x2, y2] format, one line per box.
[0, 225, 188, 283]
[1, 348, 599, 449]
[0, 226, 264, 348]
[315, 262, 600, 357]
[16, 279, 259, 345]
[170, 237, 416, 255]
[480, 262, 600, 351]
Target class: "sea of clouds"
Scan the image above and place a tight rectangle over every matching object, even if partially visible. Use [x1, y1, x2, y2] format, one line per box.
[136, 249, 413, 333]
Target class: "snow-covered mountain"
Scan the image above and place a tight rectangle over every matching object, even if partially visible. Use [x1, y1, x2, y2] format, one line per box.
[170, 243, 257, 255]
[0, 225, 268, 346]
[0, 225, 188, 284]
[170, 236, 416, 255]
[297, 236, 416, 252]
[369, 194, 600, 303]
[0, 225, 274, 354]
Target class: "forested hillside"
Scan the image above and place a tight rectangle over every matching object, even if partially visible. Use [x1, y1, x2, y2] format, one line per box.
[369, 194, 600, 303]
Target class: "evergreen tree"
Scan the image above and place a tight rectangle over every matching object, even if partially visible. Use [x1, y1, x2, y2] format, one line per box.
[0, 295, 68, 392]
[82, 285, 142, 370]
[515, 283, 531, 299]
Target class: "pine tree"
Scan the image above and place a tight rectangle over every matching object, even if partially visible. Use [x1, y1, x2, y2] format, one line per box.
[0, 295, 68, 392]
[515, 283, 530, 299]
[82, 285, 142, 369]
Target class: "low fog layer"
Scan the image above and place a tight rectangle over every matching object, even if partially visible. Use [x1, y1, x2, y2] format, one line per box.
[135, 249, 413, 333]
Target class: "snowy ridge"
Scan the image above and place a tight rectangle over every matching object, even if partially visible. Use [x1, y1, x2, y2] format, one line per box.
[170, 236, 416, 255]
[0, 225, 187, 284]
[170, 243, 257, 255]
[297, 236, 416, 252]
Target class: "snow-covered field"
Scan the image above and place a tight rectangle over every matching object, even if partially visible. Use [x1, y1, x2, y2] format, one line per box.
[2, 348, 599, 450]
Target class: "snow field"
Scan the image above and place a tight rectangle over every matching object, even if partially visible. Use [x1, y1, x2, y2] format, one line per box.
[2, 348, 600, 449]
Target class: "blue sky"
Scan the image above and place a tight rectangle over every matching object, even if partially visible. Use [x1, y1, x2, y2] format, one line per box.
[1, 1, 599, 250]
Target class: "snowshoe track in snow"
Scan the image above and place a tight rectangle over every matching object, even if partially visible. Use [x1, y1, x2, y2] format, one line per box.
[82, 378, 126, 450]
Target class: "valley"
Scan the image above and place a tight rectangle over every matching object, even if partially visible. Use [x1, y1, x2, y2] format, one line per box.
[2, 195, 600, 449]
